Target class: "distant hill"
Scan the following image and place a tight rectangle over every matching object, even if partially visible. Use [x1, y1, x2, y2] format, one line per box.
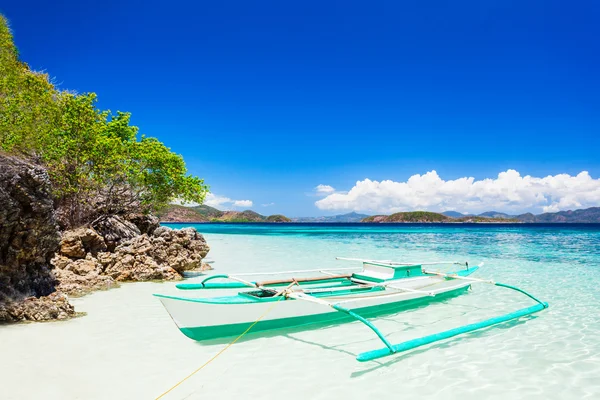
[362, 207, 600, 223]
[444, 210, 513, 218]
[363, 211, 453, 223]
[292, 212, 369, 223]
[159, 205, 600, 224]
[362, 211, 518, 223]
[441, 211, 466, 218]
[515, 207, 600, 223]
[457, 215, 519, 223]
[369, 211, 451, 223]
[157, 204, 208, 222]
[266, 214, 292, 222]
[159, 204, 291, 223]
[192, 204, 224, 219]
[478, 211, 516, 219]
[459, 208, 600, 223]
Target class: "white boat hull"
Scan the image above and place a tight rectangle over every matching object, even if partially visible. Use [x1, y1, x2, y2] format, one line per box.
[156, 275, 472, 341]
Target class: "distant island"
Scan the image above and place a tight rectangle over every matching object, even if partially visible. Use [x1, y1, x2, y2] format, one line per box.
[291, 212, 369, 223]
[159, 205, 600, 223]
[441, 207, 600, 223]
[159, 204, 292, 223]
[362, 211, 518, 223]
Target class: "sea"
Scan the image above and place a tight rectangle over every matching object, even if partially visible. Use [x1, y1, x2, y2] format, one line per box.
[1, 223, 599, 400]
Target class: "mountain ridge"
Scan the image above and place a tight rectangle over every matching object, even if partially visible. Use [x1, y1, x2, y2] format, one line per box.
[366, 207, 600, 223]
[159, 205, 600, 223]
[158, 204, 291, 223]
[291, 212, 369, 223]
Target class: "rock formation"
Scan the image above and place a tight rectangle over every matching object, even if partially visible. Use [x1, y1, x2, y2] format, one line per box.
[1, 153, 211, 322]
[91, 215, 141, 251]
[0, 154, 75, 322]
[52, 225, 211, 296]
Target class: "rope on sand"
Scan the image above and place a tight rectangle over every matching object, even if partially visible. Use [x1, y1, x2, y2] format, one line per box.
[155, 295, 286, 399]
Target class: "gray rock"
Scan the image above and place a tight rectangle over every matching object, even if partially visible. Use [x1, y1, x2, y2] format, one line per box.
[0, 154, 61, 309]
[91, 215, 140, 251]
[126, 213, 160, 235]
[0, 292, 75, 322]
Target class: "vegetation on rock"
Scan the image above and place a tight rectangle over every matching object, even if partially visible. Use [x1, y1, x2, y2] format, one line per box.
[266, 214, 292, 222]
[0, 15, 208, 228]
[0, 14, 211, 322]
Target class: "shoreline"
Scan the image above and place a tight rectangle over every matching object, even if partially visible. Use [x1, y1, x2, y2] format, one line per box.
[160, 221, 600, 226]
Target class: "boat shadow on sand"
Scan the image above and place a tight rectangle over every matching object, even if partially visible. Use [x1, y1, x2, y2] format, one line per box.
[189, 290, 540, 375]
[256, 313, 539, 378]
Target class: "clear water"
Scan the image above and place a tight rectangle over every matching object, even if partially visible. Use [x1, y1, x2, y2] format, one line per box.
[2, 223, 599, 399]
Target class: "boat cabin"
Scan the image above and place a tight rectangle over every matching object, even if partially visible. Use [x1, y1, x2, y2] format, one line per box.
[352, 262, 423, 283]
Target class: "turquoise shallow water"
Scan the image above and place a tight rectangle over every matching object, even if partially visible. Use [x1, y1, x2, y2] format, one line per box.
[1, 223, 599, 399]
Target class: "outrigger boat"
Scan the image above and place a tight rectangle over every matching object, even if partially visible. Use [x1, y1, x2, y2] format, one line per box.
[154, 258, 548, 362]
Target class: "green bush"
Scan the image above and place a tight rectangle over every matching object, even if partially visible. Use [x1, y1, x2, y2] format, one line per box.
[0, 15, 208, 227]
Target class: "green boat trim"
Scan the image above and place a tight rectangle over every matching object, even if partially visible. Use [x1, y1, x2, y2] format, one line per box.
[176, 276, 355, 290]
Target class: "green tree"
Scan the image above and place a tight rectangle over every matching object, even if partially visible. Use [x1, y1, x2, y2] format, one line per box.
[0, 15, 59, 153]
[45, 93, 208, 227]
[1, 14, 208, 228]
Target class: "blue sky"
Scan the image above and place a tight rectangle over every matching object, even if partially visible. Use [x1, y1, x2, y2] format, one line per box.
[2, 1, 599, 216]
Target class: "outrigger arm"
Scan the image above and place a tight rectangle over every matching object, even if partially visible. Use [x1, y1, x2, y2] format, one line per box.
[283, 276, 548, 362]
[284, 292, 396, 354]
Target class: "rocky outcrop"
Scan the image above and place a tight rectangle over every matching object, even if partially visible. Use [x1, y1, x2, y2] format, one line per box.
[1, 153, 212, 322]
[126, 213, 160, 235]
[59, 227, 107, 258]
[52, 254, 118, 297]
[52, 225, 211, 296]
[0, 154, 75, 322]
[91, 215, 141, 251]
[0, 292, 75, 322]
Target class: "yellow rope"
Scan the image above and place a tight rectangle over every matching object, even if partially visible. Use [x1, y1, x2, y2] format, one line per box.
[155, 295, 286, 400]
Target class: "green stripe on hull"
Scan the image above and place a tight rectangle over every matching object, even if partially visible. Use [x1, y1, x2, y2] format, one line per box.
[178, 285, 470, 342]
[176, 277, 354, 290]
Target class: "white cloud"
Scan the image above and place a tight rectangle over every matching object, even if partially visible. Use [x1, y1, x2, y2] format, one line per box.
[204, 193, 232, 208]
[204, 193, 253, 210]
[233, 200, 253, 207]
[315, 184, 336, 194]
[315, 170, 600, 214]
[262, 202, 275, 207]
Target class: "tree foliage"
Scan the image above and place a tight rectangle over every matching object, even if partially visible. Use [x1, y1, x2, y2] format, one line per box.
[0, 15, 208, 228]
[0, 15, 59, 153]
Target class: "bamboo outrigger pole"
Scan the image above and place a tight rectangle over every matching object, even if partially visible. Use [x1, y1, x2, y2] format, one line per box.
[281, 275, 548, 363]
[355, 280, 548, 362]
